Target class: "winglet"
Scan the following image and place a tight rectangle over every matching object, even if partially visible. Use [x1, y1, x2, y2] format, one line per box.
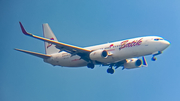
[19, 22, 32, 36]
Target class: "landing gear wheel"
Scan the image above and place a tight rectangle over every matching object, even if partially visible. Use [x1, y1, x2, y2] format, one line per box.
[151, 57, 157, 61]
[107, 68, 115, 74]
[87, 63, 95, 69]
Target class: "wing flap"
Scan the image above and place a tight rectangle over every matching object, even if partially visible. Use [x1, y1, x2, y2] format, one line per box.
[15, 48, 51, 59]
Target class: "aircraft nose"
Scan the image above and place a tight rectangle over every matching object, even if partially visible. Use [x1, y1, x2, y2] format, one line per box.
[161, 40, 170, 49]
[163, 40, 170, 46]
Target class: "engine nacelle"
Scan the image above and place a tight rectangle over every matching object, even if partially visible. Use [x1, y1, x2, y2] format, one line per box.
[123, 58, 142, 69]
[89, 50, 108, 61]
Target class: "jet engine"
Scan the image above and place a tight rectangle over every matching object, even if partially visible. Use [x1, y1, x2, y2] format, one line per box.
[89, 50, 108, 61]
[123, 58, 142, 69]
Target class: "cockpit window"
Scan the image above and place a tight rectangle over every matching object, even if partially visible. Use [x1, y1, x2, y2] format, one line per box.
[154, 38, 164, 41]
[154, 38, 159, 41]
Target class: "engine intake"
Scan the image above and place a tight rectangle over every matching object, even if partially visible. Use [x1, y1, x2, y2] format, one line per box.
[123, 58, 142, 69]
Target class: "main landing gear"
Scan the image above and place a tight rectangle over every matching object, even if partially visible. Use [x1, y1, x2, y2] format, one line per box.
[87, 63, 115, 74]
[87, 63, 95, 69]
[107, 65, 115, 74]
[151, 51, 162, 61]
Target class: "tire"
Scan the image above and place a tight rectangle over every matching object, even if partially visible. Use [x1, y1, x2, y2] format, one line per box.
[151, 57, 157, 61]
[107, 68, 115, 74]
[87, 63, 95, 69]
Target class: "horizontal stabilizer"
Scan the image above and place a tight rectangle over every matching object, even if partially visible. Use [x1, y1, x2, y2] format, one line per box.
[15, 48, 51, 59]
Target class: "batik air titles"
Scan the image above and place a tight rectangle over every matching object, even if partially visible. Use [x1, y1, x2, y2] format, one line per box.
[101, 38, 143, 51]
[15, 22, 170, 74]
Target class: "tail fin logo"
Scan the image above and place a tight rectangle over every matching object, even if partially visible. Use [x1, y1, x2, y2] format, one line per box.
[47, 38, 54, 48]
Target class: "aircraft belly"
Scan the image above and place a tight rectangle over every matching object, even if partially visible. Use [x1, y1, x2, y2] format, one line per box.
[58, 55, 88, 67]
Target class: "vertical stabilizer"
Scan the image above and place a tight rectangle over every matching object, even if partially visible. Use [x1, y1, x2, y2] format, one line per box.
[43, 23, 59, 54]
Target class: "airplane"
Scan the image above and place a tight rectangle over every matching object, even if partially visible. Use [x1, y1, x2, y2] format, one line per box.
[15, 22, 170, 74]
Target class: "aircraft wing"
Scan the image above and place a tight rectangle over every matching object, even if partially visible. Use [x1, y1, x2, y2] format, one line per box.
[19, 22, 92, 61]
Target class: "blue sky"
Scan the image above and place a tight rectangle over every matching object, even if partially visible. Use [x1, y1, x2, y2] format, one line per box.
[1, 0, 180, 101]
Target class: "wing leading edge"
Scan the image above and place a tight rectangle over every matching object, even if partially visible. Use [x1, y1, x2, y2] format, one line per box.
[19, 22, 92, 61]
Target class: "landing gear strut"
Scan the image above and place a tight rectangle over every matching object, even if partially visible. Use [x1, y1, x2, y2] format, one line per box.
[151, 51, 162, 61]
[87, 63, 95, 69]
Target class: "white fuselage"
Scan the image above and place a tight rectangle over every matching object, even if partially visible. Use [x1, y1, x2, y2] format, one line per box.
[44, 36, 170, 67]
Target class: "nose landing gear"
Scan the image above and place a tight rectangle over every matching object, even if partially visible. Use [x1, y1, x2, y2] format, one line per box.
[151, 57, 157, 61]
[151, 51, 162, 61]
